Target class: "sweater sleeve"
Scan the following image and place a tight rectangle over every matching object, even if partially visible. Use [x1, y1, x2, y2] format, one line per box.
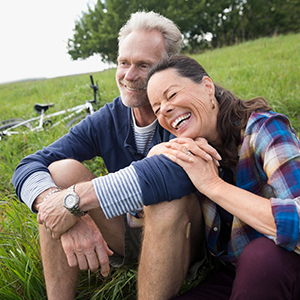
[92, 155, 196, 219]
[132, 154, 197, 206]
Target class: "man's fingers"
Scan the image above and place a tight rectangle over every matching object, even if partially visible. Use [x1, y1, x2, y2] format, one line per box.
[104, 242, 114, 256]
[94, 240, 113, 277]
[66, 252, 78, 268]
[96, 249, 110, 277]
[85, 251, 100, 272]
[37, 212, 44, 225]
[76, 252, 89, 271]
[51, 231, 61, 240]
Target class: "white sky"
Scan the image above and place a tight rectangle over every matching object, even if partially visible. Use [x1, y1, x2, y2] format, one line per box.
[0, 0, 113, 84]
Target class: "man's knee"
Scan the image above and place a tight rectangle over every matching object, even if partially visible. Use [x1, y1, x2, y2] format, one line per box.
[143, 193, 202, 235]
[49, 159, 96, 188]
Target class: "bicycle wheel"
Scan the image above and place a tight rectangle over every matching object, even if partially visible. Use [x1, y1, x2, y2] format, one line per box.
[65, 115, 86, 128]
[0, 118, 33, 131]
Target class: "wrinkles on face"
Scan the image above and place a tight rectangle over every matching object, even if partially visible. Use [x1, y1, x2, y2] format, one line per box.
[119, 79, 146, 92]
[148, 69, 218, 141]
[116, 30, 166, 108]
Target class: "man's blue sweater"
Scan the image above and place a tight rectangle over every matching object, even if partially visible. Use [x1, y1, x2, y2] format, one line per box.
[12, 97, 195, 207]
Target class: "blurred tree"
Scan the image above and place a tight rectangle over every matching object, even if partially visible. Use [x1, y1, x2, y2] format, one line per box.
[67, 0, 300, 63]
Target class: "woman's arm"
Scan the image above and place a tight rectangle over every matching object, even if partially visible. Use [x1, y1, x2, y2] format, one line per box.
[163, 138, 277, 236]
[164, 113, 300, 252]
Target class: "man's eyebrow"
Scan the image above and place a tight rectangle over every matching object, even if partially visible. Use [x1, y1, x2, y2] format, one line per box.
[137, 59, 155, 65]
[117, 56, 154, 65]
[117, 56, 126, 62]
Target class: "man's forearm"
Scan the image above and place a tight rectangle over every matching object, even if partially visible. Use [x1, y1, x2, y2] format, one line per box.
[92, 155, 195, 219]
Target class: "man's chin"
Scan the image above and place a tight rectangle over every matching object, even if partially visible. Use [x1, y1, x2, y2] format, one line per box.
[120, 93, 148, 108]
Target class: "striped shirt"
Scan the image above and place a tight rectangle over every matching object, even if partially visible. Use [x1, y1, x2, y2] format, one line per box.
[93, 111, 157, 222]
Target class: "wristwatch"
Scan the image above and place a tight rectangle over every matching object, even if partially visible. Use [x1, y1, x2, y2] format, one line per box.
[63, 185, 87, 216]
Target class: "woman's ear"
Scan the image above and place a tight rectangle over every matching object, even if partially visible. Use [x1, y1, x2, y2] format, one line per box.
[202, 76, 215, 97]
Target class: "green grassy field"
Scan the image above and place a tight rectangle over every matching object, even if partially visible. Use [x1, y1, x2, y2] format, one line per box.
[0, 32, 299, 299]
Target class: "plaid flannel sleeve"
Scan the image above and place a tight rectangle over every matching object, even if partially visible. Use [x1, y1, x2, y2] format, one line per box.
[254, 113, 300, 252]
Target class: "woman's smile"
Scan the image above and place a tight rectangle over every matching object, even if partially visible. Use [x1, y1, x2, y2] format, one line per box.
[171, 112, 191, 130]
[147, 68, 219, 142]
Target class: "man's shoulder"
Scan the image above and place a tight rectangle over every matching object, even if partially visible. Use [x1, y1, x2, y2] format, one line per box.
[86, 96, 130, 134]
[105, 96, 126, 109]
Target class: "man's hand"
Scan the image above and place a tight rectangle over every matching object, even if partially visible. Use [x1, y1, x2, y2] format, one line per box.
[61, 214, 114, 276]
[147, 142, 170, 157]
[37, 190, 77, 239]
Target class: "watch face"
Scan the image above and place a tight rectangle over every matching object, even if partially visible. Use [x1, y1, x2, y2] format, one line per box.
[65, 195, 77, 208]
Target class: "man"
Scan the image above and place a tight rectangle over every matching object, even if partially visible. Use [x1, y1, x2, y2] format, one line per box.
[13, 11, 206, 300]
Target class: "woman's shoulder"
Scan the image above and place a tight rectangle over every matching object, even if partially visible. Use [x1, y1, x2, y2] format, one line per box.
[245, 110, 291, 135]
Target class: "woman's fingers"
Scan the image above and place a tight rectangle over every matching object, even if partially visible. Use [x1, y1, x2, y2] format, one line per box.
[165, 138, 221, 165]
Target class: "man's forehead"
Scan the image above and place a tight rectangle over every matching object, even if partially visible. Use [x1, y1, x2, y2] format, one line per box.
[117, 54, 159, 65]
[120, 30, 165, 52]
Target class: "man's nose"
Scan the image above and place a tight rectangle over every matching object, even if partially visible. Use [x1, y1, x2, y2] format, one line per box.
[124, 65, 138, 81]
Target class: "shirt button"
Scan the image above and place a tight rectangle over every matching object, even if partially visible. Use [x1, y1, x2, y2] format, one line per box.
[213, 227, 218, 232]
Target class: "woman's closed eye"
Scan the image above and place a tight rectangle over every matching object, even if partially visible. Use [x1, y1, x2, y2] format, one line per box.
[168, 92, 177, 100]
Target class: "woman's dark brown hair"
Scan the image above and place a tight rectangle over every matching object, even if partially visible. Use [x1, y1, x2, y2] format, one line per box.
[146, 55, 271, 167]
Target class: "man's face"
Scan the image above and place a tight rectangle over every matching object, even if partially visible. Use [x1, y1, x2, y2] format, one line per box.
[116, 30, 166, 108]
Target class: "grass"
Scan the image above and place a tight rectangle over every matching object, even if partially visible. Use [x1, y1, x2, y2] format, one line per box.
[0, 32, 300, 299]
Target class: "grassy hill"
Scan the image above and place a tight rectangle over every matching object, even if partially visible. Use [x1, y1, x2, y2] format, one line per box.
[0, 32, 299, 299]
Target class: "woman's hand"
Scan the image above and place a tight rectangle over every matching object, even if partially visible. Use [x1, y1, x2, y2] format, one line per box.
[148, 138, 222, 164]
[163, 137, 222, 195]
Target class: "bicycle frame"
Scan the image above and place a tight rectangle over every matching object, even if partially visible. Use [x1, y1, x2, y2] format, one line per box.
[0, 75, 99, 140]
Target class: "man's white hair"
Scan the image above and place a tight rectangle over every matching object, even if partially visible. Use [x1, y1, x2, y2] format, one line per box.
[118, 11, 182, 57]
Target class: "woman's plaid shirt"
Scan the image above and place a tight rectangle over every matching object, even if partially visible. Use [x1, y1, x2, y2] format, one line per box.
[201, 110, 300, 263]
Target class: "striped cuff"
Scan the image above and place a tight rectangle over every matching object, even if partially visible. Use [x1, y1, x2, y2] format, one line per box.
[92, 165, 143, 219]
[20, 171, 58, 213]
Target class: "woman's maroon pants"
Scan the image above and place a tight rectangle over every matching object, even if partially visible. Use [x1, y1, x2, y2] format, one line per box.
[174, 237, 300, 300]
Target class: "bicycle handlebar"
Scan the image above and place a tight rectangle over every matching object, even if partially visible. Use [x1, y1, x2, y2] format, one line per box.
[89, 74, 99, 104]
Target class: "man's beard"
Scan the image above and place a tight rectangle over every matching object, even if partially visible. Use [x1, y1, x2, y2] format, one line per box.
[118, 79, 149, 108]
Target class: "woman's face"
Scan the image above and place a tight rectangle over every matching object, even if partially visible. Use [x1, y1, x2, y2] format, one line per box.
[147, 68, 219, 143]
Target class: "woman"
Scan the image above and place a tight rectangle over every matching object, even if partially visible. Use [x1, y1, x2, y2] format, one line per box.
[145, 55, 300, 299]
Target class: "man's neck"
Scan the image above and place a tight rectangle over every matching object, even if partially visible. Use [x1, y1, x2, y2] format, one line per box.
[132, 105, 156, 127]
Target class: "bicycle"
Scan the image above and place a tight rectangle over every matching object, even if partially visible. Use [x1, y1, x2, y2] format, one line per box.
[0, 75, 99, 141]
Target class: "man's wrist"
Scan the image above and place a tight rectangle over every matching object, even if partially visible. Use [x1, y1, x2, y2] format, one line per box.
[33, 187, 59, 211]
[75, 181, 99, 212]
[63, 185, 87, 217]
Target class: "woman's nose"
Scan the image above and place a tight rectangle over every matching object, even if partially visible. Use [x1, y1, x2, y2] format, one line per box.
[160, 101, 173, 115]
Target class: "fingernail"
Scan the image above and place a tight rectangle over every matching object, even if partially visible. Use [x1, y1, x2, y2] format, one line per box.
[205, 154, 212, 161]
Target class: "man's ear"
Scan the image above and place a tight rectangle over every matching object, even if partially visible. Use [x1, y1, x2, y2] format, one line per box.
[202, 76, 215, 97]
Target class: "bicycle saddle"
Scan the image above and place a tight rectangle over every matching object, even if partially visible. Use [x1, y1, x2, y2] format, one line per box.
[34, 103, 54, 113]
